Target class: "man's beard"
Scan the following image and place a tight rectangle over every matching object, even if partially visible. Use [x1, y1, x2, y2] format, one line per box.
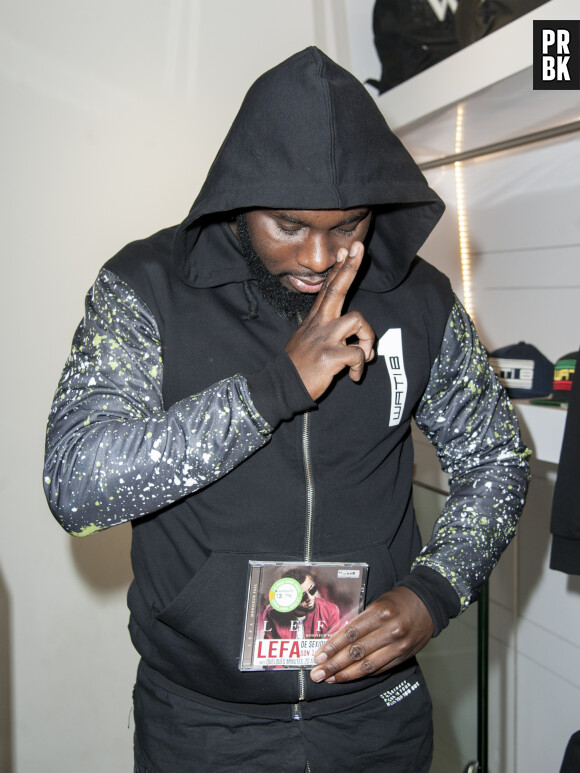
[236, 213, 321, 319]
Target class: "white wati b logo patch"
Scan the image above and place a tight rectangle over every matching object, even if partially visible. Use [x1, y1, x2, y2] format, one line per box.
[378, 328, 407, 426]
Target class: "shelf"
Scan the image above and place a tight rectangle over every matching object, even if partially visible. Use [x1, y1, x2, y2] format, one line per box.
[514, 401, 567, 464]
[376, 0, 579, 131]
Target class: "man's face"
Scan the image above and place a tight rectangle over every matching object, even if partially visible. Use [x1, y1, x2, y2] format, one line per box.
[297, 575, 319, 614]
[233, 207, 372, 317]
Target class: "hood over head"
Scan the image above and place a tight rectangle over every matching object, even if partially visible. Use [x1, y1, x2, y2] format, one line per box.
[175, 46, 444, 292]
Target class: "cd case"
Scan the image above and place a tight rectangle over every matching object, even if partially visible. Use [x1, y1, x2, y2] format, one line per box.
[239, 561, 368, 671]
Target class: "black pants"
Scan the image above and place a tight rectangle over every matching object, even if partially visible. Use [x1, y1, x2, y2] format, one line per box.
[133, 662, 433, 772]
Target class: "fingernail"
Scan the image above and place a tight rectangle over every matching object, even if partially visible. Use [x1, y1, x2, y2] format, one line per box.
[336, 248, 347, 263]
[311, 669, 325, 682]
[349, 243, 358, 257]
[314, 652, 328, 665]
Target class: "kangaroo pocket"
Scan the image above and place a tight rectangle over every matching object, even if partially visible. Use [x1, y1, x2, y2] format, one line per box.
[154, 546, 398, 653]
[155, 551, 256, 667]
[150, 545, 403, 704]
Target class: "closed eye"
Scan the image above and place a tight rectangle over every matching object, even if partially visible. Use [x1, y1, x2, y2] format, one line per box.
[276, 223, 303, 233]
[335, 218, 367, 235]
[273, 215, 305, 234]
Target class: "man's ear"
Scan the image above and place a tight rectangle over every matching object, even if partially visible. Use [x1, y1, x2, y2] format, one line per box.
[228, 217, 239, 238]
[228, 210, 246, 239]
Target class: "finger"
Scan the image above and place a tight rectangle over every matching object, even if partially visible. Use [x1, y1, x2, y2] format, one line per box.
[348, 346, 366, 383]
[319, 343, 366, 384]
[328, 309, 375, 363]
[350, 314, 375, 363]
[316, 242, 365, 321]
[310, 608, 409, 684]
[313, 643, 398, 684]
[310, 628, 397, 684]
[313, 611, 375, 668]
[305, 246, 349, 319]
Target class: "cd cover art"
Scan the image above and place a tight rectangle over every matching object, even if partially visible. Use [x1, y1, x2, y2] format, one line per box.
[239, 561, 368, 671]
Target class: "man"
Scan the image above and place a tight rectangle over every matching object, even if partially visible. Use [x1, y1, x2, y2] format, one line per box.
[262, 569, 340, 640]
[44, 47, 530, 772]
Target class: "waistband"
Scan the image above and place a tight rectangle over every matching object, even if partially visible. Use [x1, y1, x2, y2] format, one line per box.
[137, 658, 419, 721]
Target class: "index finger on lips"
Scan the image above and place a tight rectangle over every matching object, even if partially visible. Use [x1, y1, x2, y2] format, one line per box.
[316, 242, 365, 321]
[305, 246, 350, 319]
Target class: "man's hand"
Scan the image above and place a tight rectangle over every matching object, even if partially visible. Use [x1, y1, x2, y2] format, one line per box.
[309, 587, 434, 684]
[285, 242, 375, 401]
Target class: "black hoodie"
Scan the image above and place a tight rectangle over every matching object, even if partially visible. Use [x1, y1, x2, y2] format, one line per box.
[44, 47, 530, 717]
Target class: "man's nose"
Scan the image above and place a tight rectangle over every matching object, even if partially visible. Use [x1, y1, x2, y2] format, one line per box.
[297, 234, 336, 275]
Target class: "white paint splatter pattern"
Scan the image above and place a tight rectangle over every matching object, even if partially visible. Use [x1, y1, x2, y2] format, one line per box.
[413, 297, 531, 611]
[43, 269, 272, 536]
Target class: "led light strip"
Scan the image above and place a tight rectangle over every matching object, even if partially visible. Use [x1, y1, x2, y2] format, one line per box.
[453, 104, 475, 322]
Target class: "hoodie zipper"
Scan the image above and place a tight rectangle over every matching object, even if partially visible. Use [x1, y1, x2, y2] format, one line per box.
[296, 310, 315, 565]
[294, 408, 315, 714]
[302, 410, 315, 563]
[294, 314, 315, 716]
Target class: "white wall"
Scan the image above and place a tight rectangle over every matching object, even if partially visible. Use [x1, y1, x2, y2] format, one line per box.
[0, 3, 321, 770]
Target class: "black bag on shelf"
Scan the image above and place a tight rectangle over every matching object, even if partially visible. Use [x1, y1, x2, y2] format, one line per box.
[455, 0, 549, 47]
[367, 0, 460, 94]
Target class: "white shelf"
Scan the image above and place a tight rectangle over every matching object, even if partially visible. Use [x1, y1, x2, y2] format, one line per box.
[514, 401, 567, 464]
[376, 0, 579, 131]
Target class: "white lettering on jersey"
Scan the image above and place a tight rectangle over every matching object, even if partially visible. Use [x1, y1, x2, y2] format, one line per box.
[378, 328, 407, 427]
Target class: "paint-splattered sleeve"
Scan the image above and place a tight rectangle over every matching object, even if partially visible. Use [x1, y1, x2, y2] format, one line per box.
[43, 268, 273, 536]
[410, 297, 531, 616]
